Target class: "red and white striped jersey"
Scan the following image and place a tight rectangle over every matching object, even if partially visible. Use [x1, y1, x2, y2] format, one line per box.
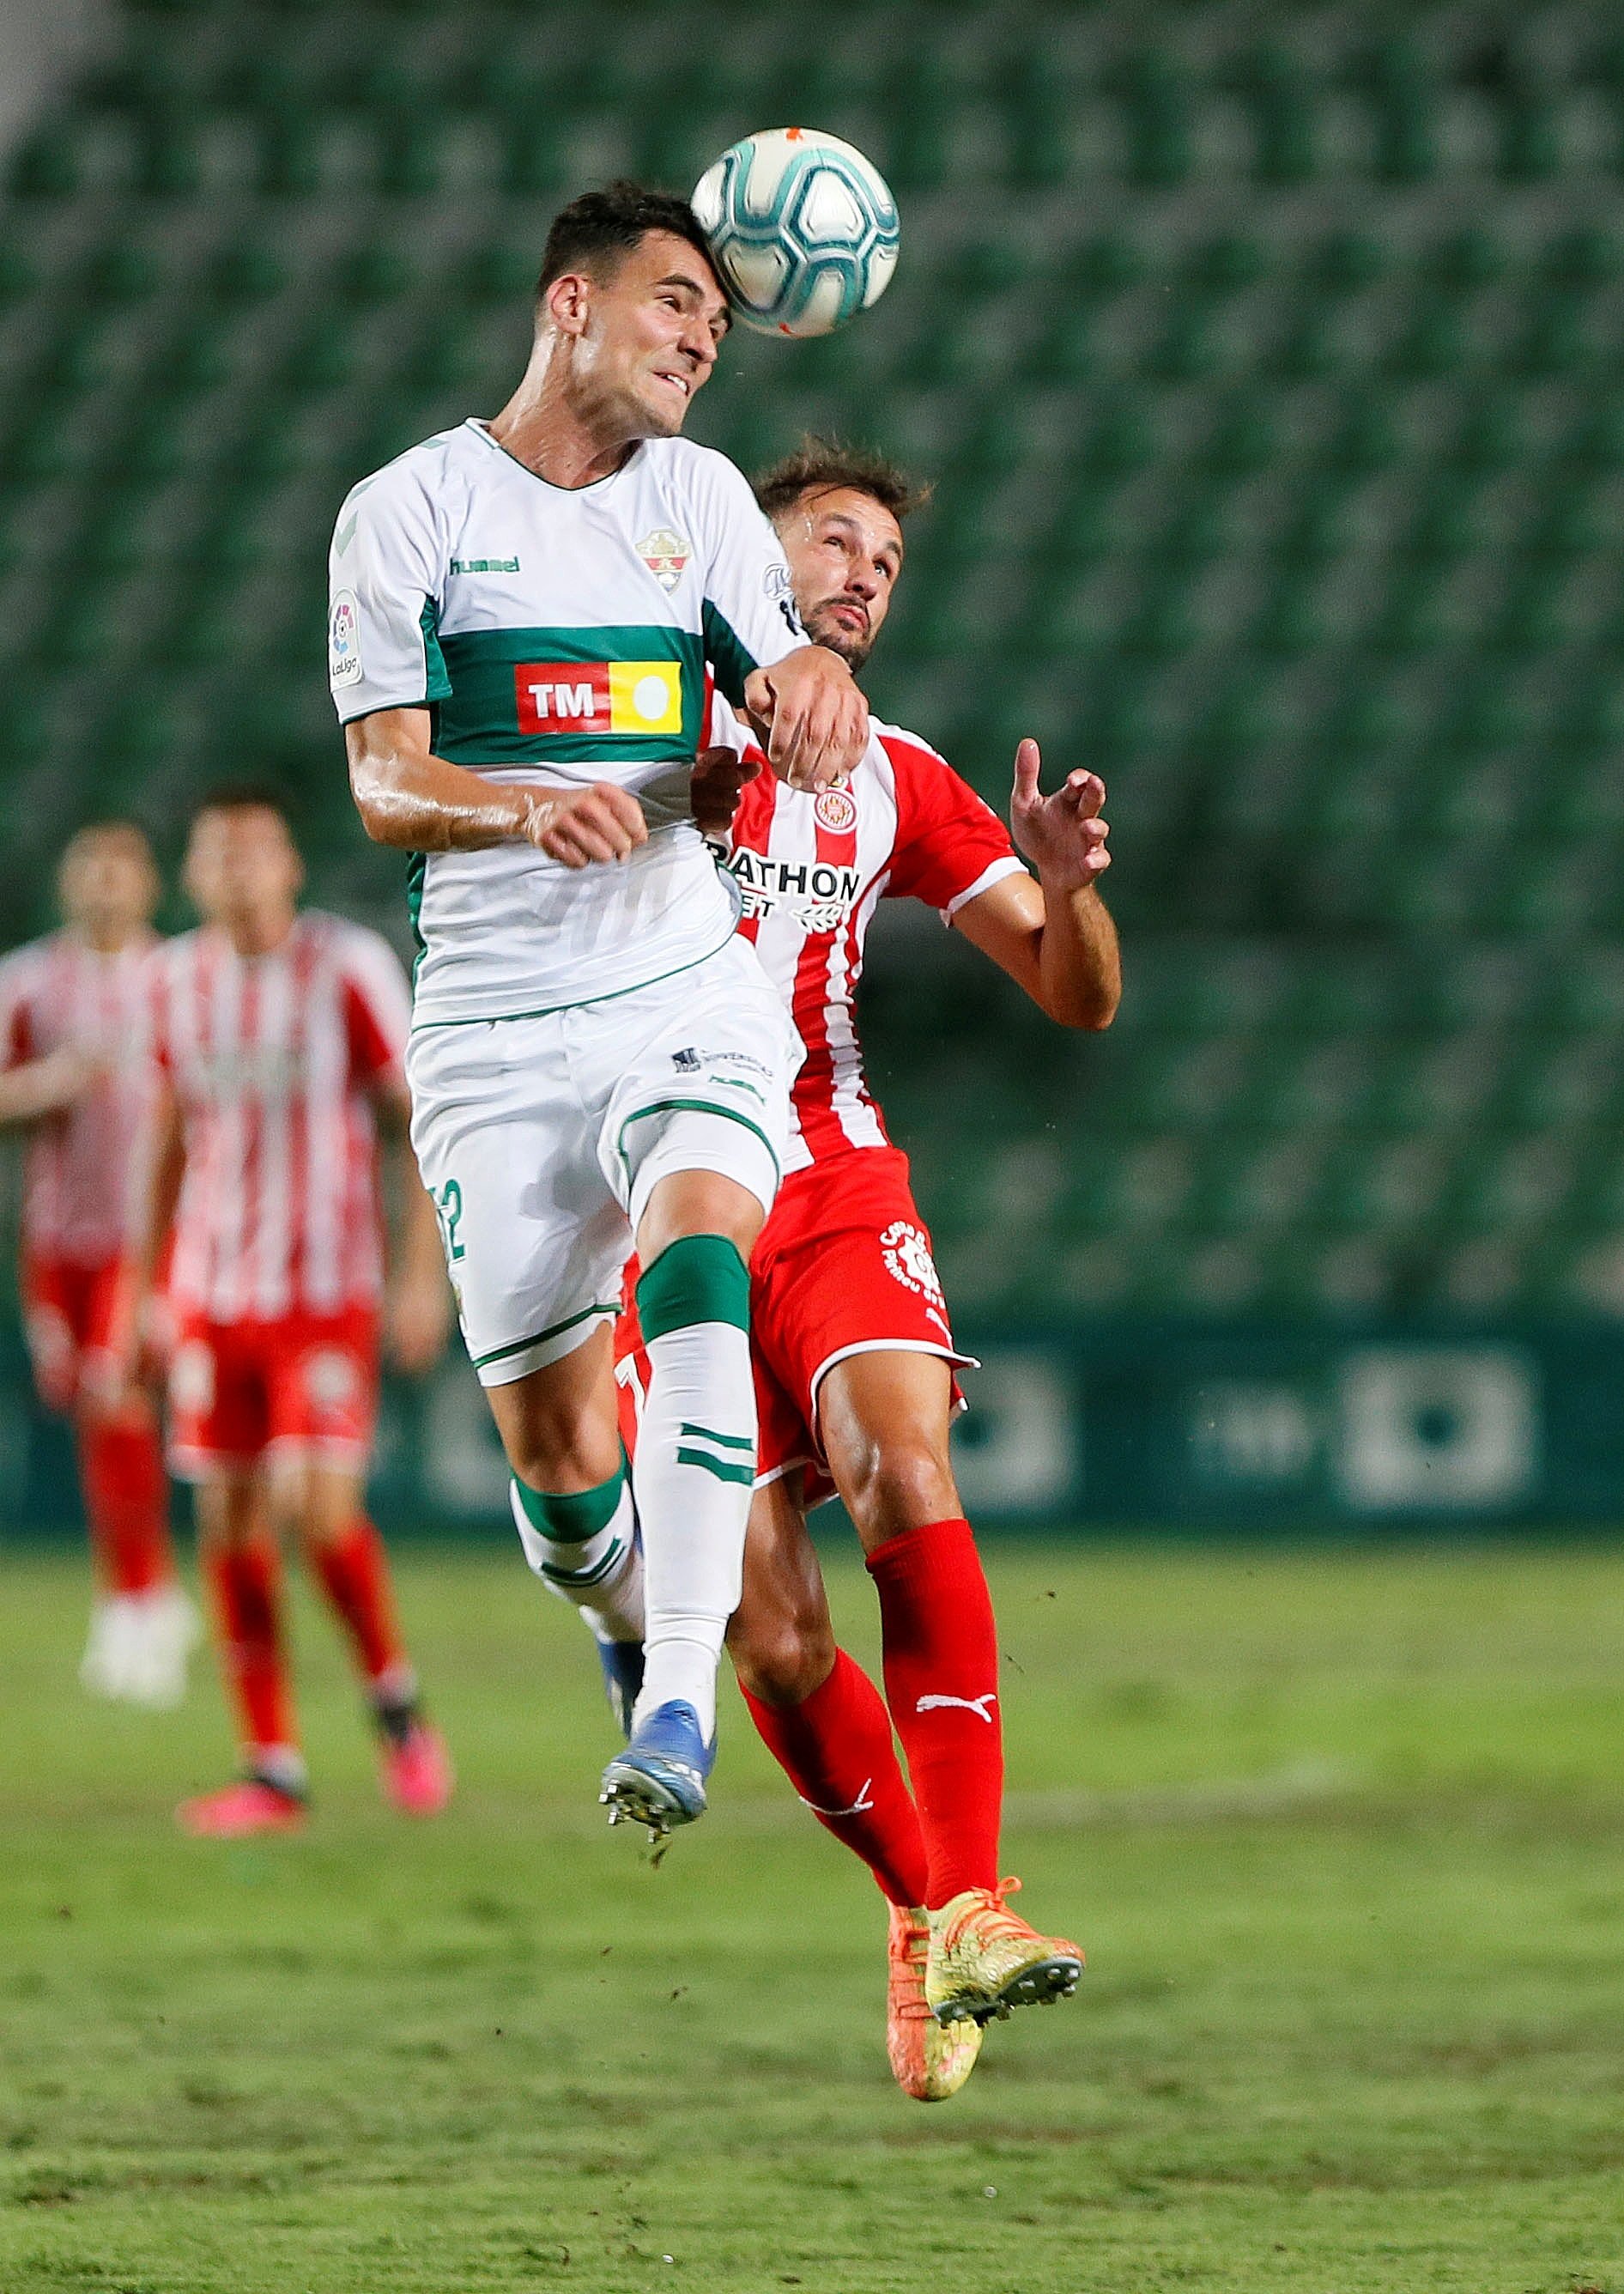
[148, 910, 411, 1323]
[706, 698, 1023, 1172]
[0, 931, 162, 1265]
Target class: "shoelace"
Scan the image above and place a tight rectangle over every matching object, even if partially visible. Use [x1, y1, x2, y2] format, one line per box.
[942, 1875, 1030, 1950]
[888, 1914, 933, 2020]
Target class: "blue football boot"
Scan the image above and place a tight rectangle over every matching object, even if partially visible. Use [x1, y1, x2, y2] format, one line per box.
[596, 1638, 645, 1741]
[600, 1699, 714, 1841]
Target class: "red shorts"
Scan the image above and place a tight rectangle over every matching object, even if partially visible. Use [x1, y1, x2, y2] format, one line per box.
[21, 1253, 127, 1414]
[167, 1304, 379, 1481]
[615, 1144, 972, 1506]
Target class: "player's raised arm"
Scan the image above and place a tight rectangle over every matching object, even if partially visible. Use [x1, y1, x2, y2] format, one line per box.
[953, 740, 1121, 1031]
[742, 646, 867, 794]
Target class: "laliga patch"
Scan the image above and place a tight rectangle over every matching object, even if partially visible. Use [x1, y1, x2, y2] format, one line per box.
[814, 783, 857, 834]
[880, 1220, 946, 1306]
[329, 591, 362, 689]
[515, 660, 683, 737]
[637, 527, 691, 592]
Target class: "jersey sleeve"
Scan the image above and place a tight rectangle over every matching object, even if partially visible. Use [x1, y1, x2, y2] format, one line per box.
[0, 951, 36, 1066]
[685, 448, 809, 705]
[328, 456, 455, 726]
[339, 927, 413, 1086]
[880, 732, 1027, 921]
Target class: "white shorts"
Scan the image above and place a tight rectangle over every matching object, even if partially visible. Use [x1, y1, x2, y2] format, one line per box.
[407, 938, 798, 1387]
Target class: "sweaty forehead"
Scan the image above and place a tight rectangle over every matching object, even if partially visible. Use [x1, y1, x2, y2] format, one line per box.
[801, 488, 905, 556]
[618, 229, 725, 312]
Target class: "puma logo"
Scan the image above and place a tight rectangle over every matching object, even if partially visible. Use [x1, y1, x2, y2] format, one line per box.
[798, 1778, 875, 1817]
[916, 1693, 998, 1724]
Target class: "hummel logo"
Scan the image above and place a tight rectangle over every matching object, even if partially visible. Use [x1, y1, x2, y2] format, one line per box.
[915, 1693, 998, 1724]
[671, 1047, 702, 1072]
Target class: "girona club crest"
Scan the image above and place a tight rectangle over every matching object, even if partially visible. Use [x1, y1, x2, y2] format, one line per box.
[814, 783, 857, 834]
[636, 527, 691, 592]
[880, 1220, 945, 1304]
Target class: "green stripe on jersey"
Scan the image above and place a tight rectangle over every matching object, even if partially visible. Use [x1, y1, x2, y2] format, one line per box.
[433, 622, 703, 768]
[701, 601, 760, 707]
[421, 598, 452, 704]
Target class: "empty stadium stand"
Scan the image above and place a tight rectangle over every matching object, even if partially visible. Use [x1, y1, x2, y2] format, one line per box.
[3, 0, 1621, 1321]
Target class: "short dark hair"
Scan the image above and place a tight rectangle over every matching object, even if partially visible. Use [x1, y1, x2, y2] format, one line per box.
[188, 781, 293, 829]
[536, 180, 718, 304]
[754, 435, 932, 527]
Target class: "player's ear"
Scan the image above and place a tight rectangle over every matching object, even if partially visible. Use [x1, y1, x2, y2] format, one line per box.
[542, 270, 591, 340]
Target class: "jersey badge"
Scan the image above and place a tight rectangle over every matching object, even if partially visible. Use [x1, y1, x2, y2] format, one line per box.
[814, 785, 857, 834]
[637, 528, 691, 592]
[671, 1047, 702, 1072]
[329, 591, 362, 689]
[881, 1220, 947, 1308]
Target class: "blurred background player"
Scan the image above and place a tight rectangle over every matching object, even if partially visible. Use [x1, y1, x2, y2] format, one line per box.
[119, 789, 453, 1836]
[612, 440, 1118, 2097]
[0, 822, 197, 1708]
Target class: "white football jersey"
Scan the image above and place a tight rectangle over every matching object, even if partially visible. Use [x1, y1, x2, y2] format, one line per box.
[329, 421, 807, 1028]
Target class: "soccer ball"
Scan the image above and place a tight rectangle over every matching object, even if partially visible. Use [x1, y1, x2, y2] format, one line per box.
[690, 129, 900, 338]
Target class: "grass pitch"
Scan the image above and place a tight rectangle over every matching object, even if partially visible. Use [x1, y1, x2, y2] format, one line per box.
[3, 1540, 1624, 2294]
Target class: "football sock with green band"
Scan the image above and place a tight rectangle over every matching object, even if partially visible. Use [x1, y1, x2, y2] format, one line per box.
[632, 1235, 755, 1745]
[510, 1454, 645, 1648]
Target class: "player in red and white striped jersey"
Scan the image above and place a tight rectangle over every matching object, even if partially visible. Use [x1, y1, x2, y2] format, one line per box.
[0, 822, 197, 1708]
[615, 440, 1119, 2096]
[121, 789, 453, 1837]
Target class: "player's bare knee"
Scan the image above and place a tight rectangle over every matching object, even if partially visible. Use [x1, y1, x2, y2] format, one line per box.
[730, 1601, 837, 1707]
[842, 1433, 960, 1549]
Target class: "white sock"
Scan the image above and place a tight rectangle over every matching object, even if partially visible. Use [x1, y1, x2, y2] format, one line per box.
[631, 1319, 755, 1745]
[510, 1469, 645, 1646]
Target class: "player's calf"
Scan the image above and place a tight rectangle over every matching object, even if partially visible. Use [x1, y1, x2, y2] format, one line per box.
[510, 1457, 646, 1733]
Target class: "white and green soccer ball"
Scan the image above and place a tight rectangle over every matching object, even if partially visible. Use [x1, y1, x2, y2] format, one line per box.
[690, 128, 900, 338]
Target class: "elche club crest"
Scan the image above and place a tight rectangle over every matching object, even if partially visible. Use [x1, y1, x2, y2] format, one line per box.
[814, 782, 857, 834]
[637, 527, 691, 592]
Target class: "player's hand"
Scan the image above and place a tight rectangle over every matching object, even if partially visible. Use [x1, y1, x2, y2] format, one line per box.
[1010, 740, 1111, 895]
[689, 745, 754, 842]
[96, 1270, 148, 1412]
[520, 783, 648, 868]
[385, 1266, 451, 1378]
[743, 646, 867, 792]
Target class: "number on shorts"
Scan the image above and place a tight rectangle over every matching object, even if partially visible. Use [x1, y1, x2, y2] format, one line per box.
[437, 1179, 465, 1262]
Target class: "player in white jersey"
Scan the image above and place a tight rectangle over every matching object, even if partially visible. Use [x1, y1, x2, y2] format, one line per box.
[614, 440, 1119, 2094]
[118, 791, 453, 1837]
[333, 183, 867, 1836]
[0, 822, 197, 1707]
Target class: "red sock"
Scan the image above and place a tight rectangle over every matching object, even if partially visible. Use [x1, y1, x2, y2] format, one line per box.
[310, 1518, 407, 1690]
[78, 1414, 174, 1598]
[867, 1518, 1003, 1905]
[742, 1649, 930, 1909]
[204, 1536, 296, 1760]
